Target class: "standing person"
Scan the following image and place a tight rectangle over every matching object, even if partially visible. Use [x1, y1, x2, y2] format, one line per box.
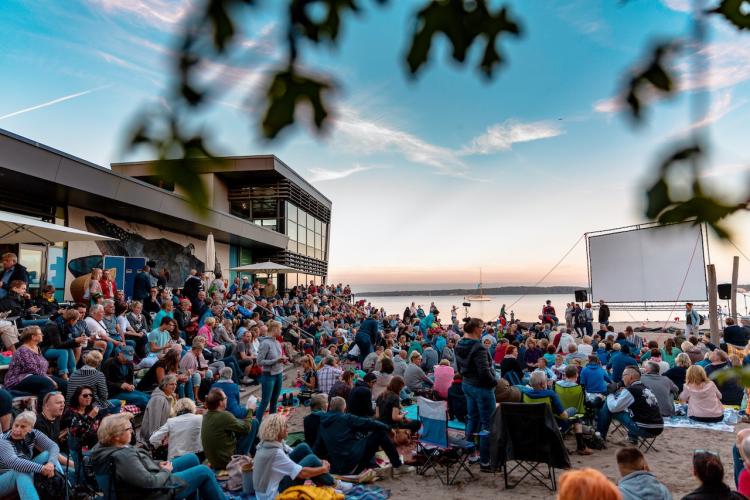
[573, 303, 586, 338]
[454, 317, 497, 473]
[685, 303, 701, 337]
[584, 303, 594, 336]
[564, 303, 574, 330]
[99, 269, 117, 300]
[132, 265, 153, 302]
[256, 320, 287, 422]
[598, 300, 611, 326]
[541, 300, 557, 326]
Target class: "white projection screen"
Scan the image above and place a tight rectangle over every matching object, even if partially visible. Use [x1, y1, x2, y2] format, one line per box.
[588, 224, 707, 303]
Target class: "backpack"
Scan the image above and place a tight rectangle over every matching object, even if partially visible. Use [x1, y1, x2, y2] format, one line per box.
[699, 314, 705, 325]
[34, 470, 69, 500]
[576, 310, 587, 324]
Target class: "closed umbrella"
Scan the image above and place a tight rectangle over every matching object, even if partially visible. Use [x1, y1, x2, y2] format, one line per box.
[206, 233, 216, 277]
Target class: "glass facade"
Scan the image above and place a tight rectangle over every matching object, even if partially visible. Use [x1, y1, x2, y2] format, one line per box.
[284, 201, 326, 261]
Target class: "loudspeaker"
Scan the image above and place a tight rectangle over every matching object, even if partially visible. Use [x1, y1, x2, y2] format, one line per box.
[718, 283, 732, 300]
[574, 290, 588, 302]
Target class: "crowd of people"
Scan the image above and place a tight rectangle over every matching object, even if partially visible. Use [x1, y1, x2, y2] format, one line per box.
[1, 248, 750, 498]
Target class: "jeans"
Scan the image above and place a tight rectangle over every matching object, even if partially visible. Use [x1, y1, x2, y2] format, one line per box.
[178, 377, 195, 401]
[278, 443, 335, 492]
[237, 418, 259, 456]
[44, 348, 76, 375]
[462, 382, 496, 465]
[597, 404, 654, 441]
[172, 453, 225, 500]
[221, 357, 242, 384]
[353, 428, 402, 474]
[256, 373, 283, 423]
[0, 450, 53, 500]
[111, 390, 150, 409]
[734, 444, 743, 487]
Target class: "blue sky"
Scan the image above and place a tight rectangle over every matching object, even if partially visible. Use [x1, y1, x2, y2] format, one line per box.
[2, 0, 749, 289]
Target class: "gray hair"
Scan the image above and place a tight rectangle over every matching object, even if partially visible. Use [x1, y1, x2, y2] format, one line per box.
[645, 361, 660, 374]
[14, 410, 37, 426]
[159, 374, 178, 389]
[90, 304, 104, 314]
[220, 367, 233, 380]
[103, 299, 114, 308]
[175, 398, 197, 415]
[529, 370, 547, 390]
[329, 396, 346, 412]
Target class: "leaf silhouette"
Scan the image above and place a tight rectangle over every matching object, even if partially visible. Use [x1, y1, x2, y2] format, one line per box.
[261, 69, 334, 139]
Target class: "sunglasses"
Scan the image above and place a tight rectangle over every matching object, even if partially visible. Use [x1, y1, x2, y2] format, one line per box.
[694, 449, 719, 457]
[81, 394, 93, 398]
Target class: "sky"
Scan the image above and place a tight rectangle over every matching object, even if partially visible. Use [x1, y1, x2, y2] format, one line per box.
[1, 0, 750, 291]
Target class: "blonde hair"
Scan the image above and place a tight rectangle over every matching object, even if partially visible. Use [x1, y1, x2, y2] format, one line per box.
[258, 413, 287, 442]
[558, 468, 621, 500]
[675, 352, 692, 368]
[204, 316, 216, 326]
[686, 365, 709, 385]
[681, 341, 693, 352]
[84, 349, 103, 367]
[98, 413, 134, 446]
[19, 326, 41, 344]
[267, 320, 282, 334]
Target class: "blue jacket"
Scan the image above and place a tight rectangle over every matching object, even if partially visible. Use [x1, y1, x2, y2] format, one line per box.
[133, 271, 152, 301]
[579, 363, 611, 394]
[419, 313, 435, 336]
[358, 318, 380, 347]
[608, 353, 639, 383]
[596, 347, 610, 365]
[212, 380, 247, 419]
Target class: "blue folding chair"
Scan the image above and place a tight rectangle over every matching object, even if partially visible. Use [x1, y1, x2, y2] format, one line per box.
[416, 396, 475, 485]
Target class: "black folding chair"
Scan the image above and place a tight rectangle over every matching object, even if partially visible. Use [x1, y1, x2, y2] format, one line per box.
[496, 402, 570, 492]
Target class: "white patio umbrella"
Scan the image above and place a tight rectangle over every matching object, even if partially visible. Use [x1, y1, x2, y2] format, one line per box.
[229, 261, 300, 275]
[205, 233, 216, 277]
[0, 210, 115, 244]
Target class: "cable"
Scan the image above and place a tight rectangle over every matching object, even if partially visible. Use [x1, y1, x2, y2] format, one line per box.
[728, 238, 750, 264]
[662, 230, 702, 328]
[508, 233, 585, 310]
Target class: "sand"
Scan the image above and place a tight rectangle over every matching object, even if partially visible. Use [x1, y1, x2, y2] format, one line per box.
[240, 376, 744, 498]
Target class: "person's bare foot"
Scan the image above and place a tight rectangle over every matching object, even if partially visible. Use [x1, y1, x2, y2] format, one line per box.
[577, 447, 594, 456]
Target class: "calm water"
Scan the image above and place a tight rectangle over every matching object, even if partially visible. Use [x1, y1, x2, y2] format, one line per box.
[352, 293, 693, 324]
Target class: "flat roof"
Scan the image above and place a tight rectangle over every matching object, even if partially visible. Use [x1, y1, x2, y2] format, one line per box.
[112, 154, 332, 208]
[0, 128, 289, 250]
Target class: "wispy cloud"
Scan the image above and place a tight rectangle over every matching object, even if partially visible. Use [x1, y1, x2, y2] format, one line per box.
[661, 0, 692, 12]
[0, 85, 111, 121]
[682, 90, 747, 133]
[595, 39, 750, 115]
[462, 120, 564, 155]
[87, 0, 193, 28]
[308, 164, 378, 182]
[330, 107, 468, 176]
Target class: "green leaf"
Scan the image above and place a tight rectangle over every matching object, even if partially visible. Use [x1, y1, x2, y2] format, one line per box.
[261, 68, 334, 139]
[623, 43, 677, 122]
[645, 179, 670, 219]
[406, 0, 522, 78]
[709, 0, 750, 30]
[289, 0, 362, 44]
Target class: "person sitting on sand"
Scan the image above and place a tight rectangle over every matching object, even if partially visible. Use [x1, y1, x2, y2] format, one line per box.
[679, 365, 724, 423]
[616, 447, 671, 500]
[664, 353, 692, 393]
[639, 361, 679, 417]
[608, 344, 639, 383]
[682, 450, 745, 500]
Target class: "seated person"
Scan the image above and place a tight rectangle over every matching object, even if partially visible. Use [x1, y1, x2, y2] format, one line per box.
[596, 366, 664, 445]
[608, 344, 639, 383]
[447, 373, 467, 423]
[404, 351, 433, 395]
[616, 447, 671, 500]
[315, 396, 413, 475]
[348, 372, 377, 418]
[579, 355, 611, 395]
[212, 367, 247, 419]
[149, 398, 204, 461]
[664, 352, 691, 393]
[201, 388, 257, 470]
[679, 365, 724, 423]
[140, 375, 178, 445]
[432, 359, 454, 400]
[254, 414, 349, 500]
[682, 450, 745, 500]
[0, 411, 61, 499]
[723, 317, 750, 348]
[91, 413, 224, 500]
[704, 349, 744, 405]
[101, 346, 149, 409]
[303, 394, 328, 447]
[523, 371, 592, 455]
[375, 376, 421, 433]
[639, 361, 679, 417]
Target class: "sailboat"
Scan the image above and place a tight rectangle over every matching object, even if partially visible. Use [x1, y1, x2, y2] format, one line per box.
[466, 269, 491, 302]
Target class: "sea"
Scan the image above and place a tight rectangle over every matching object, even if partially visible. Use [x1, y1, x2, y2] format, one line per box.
[351, 293, 706, 324]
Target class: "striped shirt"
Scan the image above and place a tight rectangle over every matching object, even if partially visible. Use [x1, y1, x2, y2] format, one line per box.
[0, 429, 59, 474]
[66, 365, 110, 407]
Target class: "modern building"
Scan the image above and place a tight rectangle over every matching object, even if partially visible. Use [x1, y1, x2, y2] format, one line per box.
[0, 128, 331, 300]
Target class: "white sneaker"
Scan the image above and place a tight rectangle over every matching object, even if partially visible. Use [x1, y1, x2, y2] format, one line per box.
[391, 464, 415, 477]
[246, 395, 258, 411]
[336, 480, 354, 493]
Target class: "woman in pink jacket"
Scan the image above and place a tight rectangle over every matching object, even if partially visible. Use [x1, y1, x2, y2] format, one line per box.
[679, 365, 724, 423]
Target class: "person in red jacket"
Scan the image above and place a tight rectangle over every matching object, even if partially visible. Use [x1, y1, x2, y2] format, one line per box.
[99, 269, 118, 300]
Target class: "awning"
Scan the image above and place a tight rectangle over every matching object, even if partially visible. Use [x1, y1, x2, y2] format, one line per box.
[0, 210, 115, 244]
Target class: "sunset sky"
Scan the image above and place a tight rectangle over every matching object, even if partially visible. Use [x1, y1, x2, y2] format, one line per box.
[2, 0, 749, 290]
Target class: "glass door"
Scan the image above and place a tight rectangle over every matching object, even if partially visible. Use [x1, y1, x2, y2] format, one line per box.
[18, 244, 44, 296]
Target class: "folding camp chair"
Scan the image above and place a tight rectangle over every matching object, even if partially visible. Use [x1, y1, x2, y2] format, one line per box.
[416, 396, 475, 485]
[606, 419, 660, 453]
[95, 456, 182, 500]
[497, 402, 569, 491]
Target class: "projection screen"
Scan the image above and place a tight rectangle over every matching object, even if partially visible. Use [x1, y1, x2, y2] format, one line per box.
[588, 223, 707, 303]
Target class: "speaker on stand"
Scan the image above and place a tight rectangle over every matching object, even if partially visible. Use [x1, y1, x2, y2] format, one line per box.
[718, 284, 732, 322]
[574, 290, 588, 303]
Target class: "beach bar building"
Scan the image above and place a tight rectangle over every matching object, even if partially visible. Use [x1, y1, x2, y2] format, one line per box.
[0, 128, 331, 300]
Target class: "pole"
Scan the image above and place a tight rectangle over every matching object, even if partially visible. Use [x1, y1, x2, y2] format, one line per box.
[731, 255, 739, 322]
[707, 264, 720, 345]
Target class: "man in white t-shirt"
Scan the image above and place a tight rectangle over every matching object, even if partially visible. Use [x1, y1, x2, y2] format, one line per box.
[84, 304, 117, 354]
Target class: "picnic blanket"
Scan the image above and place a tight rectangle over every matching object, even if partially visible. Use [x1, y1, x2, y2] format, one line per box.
[663, 409, 737, 432]
[402, 404, 466, 431]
